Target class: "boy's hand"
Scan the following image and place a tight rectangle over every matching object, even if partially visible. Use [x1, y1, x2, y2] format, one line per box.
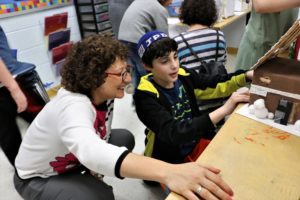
[222, 91, 250, 116]
[246, 70, 254, 81]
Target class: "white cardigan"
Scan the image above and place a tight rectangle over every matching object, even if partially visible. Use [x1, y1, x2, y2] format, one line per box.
[15, 88, 127, 179]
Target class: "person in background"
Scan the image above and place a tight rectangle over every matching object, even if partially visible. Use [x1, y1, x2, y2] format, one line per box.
[235, 0, 300, 70]
[14, 34, 234, 200]
[108, 0, 134, 38]
[118, 0, 173, 91]
[173, 0, 227, 71]
[0, 59, 27, 166]
[173, 0, 229, 118]
[134, 31, 253, 194]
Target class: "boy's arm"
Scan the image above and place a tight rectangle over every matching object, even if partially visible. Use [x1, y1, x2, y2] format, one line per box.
[0, 59, 27, 113]
[134, 91, 215, 145]
[190, 69, 249, 100]
[253, 0, 300, 13]
[209, 91, 250, 124]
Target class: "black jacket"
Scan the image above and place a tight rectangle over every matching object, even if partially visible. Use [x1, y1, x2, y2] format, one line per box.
[134, 67, 247, 163]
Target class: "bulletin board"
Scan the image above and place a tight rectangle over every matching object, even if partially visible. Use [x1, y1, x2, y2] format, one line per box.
[0, 0, 73, 16]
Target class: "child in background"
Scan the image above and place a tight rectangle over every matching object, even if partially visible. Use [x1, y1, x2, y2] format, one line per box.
[134, 30, 252, 168]
[173, 0, 227, 70]
[173, 0, 229, 116]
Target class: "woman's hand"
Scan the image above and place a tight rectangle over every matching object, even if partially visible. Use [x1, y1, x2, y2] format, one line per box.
[165, 162, 233, 200]
[10, 86, 28, 113]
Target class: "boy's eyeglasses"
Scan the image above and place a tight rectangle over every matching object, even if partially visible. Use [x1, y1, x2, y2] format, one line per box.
[106, 66, 132, 82]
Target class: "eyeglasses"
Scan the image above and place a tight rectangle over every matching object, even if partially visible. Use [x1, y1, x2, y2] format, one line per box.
[106, 66, 132, 82]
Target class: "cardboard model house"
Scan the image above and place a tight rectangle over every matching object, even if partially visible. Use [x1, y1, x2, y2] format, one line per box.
[249, 19, 300, 125]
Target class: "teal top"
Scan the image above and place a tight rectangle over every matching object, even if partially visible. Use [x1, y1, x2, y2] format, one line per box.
[235, 8, 299, 70]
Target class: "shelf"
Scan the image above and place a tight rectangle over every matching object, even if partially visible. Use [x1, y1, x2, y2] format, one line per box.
[74, 0, 112, 37]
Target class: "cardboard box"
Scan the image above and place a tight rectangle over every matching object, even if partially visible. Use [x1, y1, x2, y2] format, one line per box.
[250, 20, 300, 124]
[250, 57, 300, 123]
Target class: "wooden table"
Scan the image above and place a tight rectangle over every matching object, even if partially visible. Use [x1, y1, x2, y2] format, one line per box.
[168, 9, 250, 30]
[166, 108, 300, 200]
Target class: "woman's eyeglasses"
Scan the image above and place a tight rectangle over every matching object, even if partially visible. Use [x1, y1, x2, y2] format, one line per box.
[106, 66, 132, 82]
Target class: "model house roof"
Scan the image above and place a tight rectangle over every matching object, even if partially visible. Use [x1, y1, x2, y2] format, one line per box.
[251, 19, 300, 70]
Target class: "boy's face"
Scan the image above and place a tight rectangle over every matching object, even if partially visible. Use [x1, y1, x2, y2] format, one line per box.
[145, 51, 179, 89]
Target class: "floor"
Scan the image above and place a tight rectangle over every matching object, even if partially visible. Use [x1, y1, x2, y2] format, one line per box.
[0, 54, 236, 200]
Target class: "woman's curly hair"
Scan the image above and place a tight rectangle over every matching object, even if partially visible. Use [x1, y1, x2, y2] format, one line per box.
[61, 34, 128, 97]
[179, 0, 218, 27]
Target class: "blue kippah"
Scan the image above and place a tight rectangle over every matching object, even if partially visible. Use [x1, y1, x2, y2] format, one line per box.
[137, 30, 169, 58]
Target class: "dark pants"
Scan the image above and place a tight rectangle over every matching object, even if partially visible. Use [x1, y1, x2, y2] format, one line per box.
[14, 129, 135, 200]
[0, 87, 22, 166]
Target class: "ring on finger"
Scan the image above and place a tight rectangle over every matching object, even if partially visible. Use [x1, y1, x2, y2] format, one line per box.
[196, 185, 202, 195]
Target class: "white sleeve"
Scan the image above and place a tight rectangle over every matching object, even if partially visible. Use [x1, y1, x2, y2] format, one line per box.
[57, 101, 127, 177]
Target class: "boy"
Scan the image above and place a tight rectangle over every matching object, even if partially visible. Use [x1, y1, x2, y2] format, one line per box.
[134, 31, 253, 164]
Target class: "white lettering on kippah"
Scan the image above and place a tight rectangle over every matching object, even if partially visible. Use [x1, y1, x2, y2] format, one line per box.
[146, 38, 153, 47]
[153, 34, 160, 41]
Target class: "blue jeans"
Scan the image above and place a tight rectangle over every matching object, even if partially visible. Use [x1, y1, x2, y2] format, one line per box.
[121, 41, 147, 90]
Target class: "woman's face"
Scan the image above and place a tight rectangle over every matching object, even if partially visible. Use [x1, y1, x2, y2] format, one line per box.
[92, 58, 132, 105]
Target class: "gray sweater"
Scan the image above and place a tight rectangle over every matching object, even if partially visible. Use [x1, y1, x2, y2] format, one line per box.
[118, 0, 169, 44]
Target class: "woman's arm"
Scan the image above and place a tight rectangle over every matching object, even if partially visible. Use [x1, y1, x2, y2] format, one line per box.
[253, 0, 300, 13]
[0, 59, 27, 113]
[120, 153, 234, 200]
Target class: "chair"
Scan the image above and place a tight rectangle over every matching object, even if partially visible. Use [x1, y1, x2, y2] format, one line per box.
[0, 26, 49, 121]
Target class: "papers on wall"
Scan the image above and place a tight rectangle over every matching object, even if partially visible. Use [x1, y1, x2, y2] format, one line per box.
[52, 42, 73, 64]
[44, 12, 68, 36]
[48, 28, 71, 50]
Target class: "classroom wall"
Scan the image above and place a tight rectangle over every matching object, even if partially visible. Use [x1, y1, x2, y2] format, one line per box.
[222, 16, 246, 49]
[0, 5, 81, 87]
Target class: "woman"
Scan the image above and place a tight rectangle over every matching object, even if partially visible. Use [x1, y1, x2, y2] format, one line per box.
[235, 0, 299, 70]
[14, 34, 234, 200]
